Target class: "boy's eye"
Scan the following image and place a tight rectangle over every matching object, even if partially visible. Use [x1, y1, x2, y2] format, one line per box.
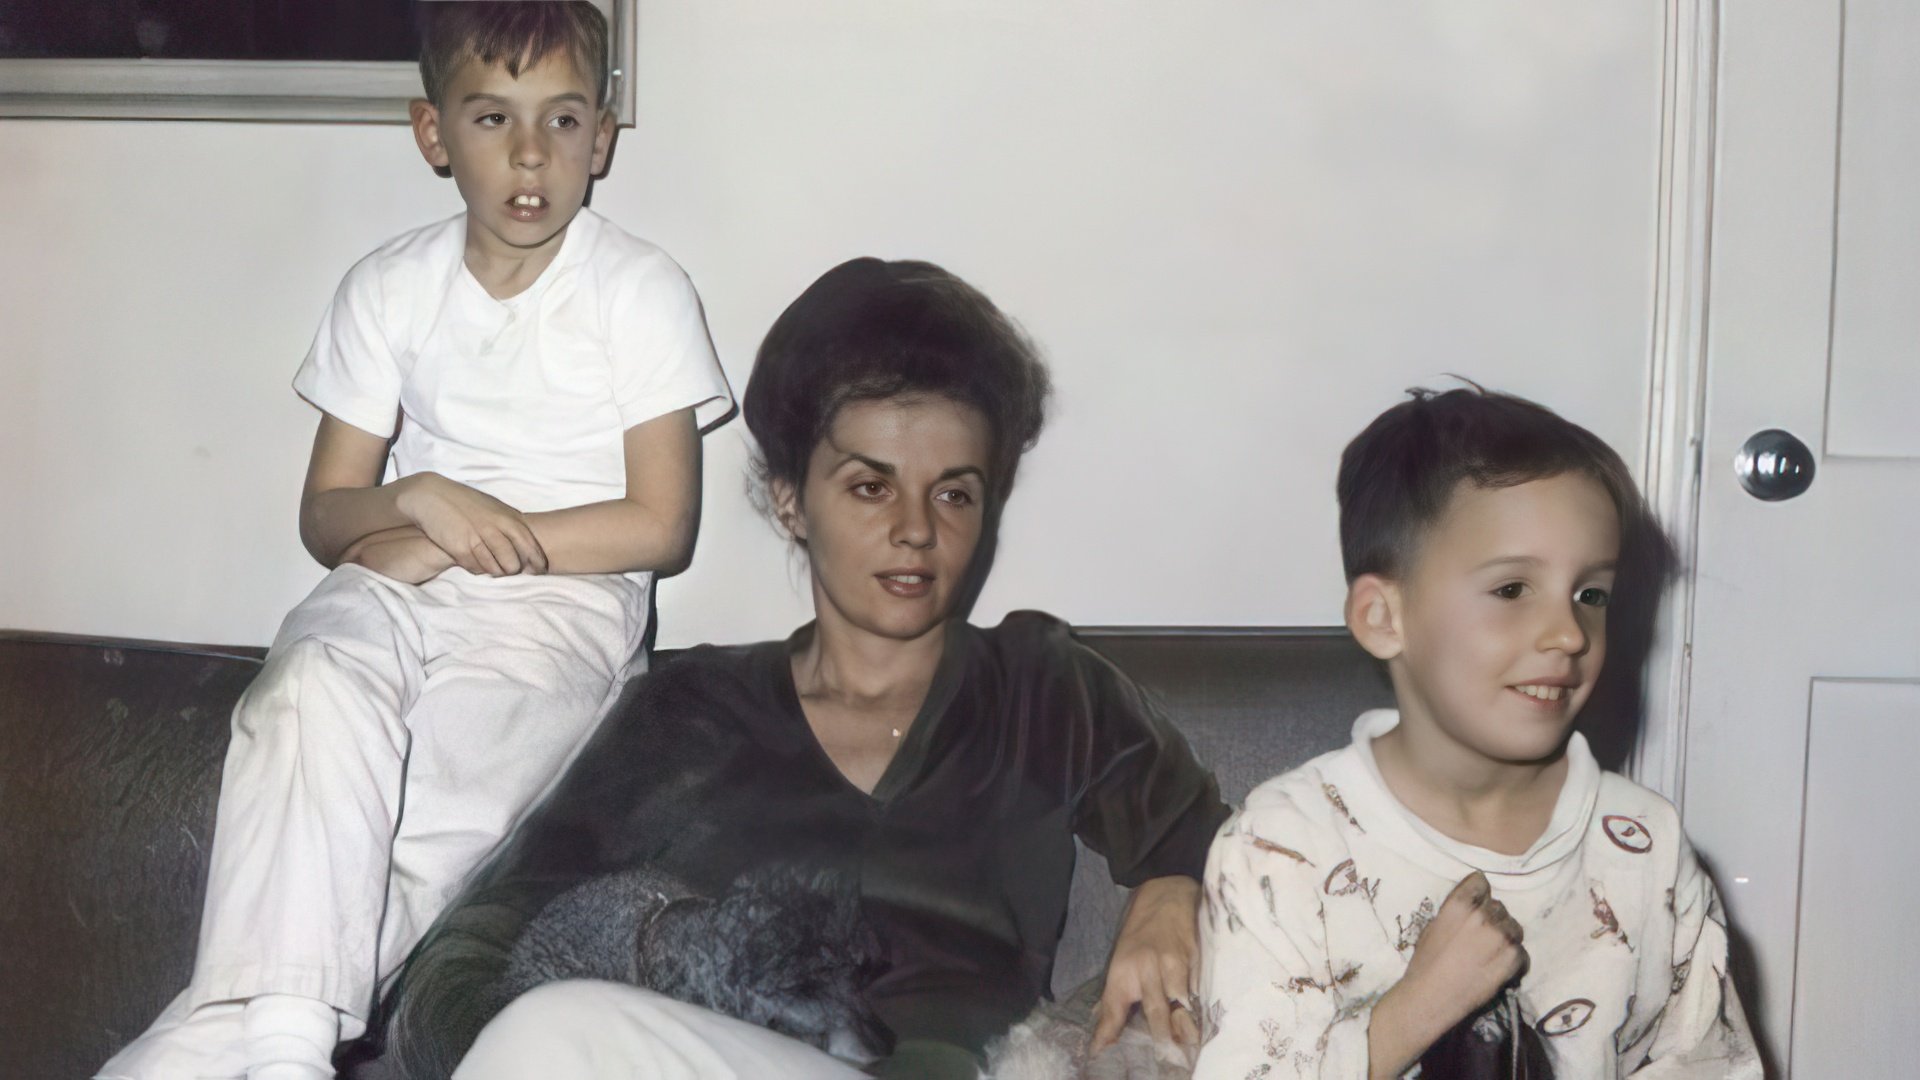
[1493, 582, 1526, 600]
[477, 112, 507, 126]
[550, 114, 580, 129]
[1577, 586, 1612, 608]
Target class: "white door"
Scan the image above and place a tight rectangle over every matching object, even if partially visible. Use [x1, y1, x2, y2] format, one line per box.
[1678, 0, 1920, 1074]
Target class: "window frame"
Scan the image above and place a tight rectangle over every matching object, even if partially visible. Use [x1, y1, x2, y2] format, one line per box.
[0, 0, 635, 125]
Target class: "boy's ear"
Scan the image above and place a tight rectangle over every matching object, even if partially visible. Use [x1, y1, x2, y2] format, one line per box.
[590, 110, 617, 178]
[770, 479, 807, 544]
[1346, 573, 1405, 661]
[409, 98, 454, 176]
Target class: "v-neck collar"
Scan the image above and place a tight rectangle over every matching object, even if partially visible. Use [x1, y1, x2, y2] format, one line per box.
[772, 620, 971, 805]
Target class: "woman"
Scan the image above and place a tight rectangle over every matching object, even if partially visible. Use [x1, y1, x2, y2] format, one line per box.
[366, 258, 1228, 1079]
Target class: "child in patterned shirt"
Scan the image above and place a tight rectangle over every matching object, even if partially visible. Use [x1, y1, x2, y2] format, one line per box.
[1193, 386, 1760, 1079]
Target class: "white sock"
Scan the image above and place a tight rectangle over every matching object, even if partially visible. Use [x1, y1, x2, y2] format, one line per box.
[241, 994, 338, 1080]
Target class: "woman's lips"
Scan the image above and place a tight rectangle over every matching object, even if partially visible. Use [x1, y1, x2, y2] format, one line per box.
[876, 572, 933, 599]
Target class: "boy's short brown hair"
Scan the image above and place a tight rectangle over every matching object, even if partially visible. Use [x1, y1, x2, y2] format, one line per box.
[417, 1, 610, 108]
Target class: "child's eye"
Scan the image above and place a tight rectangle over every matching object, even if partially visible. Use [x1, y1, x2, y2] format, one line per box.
[1493, 582, 1526, 600]
[477, 112, 507, 126]
[1577, 586, 1612, 608]
[549, 114, 580, 129]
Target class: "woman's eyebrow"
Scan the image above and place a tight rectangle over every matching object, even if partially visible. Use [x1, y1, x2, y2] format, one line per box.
[938, 465, 986, 483]
[833, 452, 895, 475]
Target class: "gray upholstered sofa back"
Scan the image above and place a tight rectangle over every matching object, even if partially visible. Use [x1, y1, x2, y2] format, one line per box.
[0, 627, 1390, 1077]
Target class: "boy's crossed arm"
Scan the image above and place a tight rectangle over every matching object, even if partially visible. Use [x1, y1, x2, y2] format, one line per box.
[302, 407, 700, 583]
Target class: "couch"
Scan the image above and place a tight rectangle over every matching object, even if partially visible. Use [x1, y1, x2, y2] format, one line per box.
[0, 625, 1398, 1078]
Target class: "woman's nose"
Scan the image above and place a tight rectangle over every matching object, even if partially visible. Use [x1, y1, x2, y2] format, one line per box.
[891, 499, 935, 548]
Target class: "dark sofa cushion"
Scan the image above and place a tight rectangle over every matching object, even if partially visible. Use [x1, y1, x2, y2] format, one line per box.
[0, 626, 1385, 1078]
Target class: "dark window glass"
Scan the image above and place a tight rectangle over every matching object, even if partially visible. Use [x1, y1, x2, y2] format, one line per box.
[0, 1, 420, 61]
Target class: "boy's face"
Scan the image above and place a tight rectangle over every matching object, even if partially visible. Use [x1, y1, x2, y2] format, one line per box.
[410, 50, 614, 260]
[1352, 472, 1620, 764]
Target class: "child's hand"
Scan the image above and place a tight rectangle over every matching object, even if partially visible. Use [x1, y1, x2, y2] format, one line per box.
[395, 473, 549, 577]
[1405, 871, 1527, 1011]
[343, 527, 457, 585]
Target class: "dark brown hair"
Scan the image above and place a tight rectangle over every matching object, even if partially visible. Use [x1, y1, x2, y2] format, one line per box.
[744, 257, 1051, 509]
[417, 1, 609, 108]
[1336, 383, 1673, 587]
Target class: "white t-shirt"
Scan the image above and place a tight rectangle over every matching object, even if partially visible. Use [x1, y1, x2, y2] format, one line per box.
[1194, 710, 1762, 1080]
[293, 208, 732, 514]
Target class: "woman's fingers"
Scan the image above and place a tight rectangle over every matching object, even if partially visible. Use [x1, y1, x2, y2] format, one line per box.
[1089, 977, 1132, 1053]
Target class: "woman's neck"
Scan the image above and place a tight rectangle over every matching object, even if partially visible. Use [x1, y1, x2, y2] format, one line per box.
[792, 609, 948, 714]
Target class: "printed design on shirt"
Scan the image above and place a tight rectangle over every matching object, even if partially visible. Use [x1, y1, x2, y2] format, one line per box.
[1250, 835, 1314, 866]
[1395, 896, 1436, 953]
[1671, 957, 1692, 995]
[1323, 858, 1381, 901]
[1538, 997, 1597, 1037]
[1240, 1066, 1273, 1079]
[1277, 963, 1362, 996]
[1590, 886, 1631, 948]
[1602, 813, 1654, 853]
[1260, 875, 1278, 919]
[1323, 782, 1364, 832]
[1258, 1017, 1294, 1061]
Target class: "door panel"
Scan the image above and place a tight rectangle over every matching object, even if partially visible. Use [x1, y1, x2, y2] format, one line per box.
[1788, 680, 1920, 1078]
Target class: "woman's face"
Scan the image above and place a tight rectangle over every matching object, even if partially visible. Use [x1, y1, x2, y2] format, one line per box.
[778, 394, 993, 644]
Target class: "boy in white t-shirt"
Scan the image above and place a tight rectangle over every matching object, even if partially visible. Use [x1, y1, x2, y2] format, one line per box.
[100, 5, 732, 1078]
[1194, 387, 1761, 1079]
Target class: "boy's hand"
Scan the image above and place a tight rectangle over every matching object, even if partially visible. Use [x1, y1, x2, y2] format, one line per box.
[1368, 871, 1527, 1077]
[395, 473, 548, 577]
[342, 526, 457, 585]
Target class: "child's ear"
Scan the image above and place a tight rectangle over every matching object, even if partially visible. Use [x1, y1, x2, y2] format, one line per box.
[590, 110, 617, 178]
[770, 480, 808, 544]
[1346, 573, 1405, 661]
[409, 98, 453, 177]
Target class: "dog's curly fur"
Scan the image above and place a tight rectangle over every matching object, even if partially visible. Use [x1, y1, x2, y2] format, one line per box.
[502, 862, 891, 1063]
[984, 978, 1194, 1080]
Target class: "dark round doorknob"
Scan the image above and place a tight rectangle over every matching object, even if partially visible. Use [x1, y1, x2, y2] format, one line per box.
[1735, 429, 1815, 501]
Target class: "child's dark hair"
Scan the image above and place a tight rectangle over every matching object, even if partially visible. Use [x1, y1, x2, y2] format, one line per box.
[417, 2, 609, 108]
[743, 257, 1051, 510]
[1337, 384, 1673, 585]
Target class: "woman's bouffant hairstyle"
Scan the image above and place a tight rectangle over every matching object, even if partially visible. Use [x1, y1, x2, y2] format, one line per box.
[1336, 383, 1674, 588]
[417, 1, 609, 108]
[744, 258, 1052, 509]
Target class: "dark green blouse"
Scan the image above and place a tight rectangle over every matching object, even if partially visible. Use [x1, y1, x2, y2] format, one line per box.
[365, 611, 1228, 1078]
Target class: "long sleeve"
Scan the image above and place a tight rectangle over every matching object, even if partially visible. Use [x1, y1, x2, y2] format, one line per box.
[1193, 811, 1385, 1080]
[1623, 834, 1764, 1079]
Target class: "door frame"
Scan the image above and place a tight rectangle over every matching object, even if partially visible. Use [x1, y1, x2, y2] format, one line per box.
[1636, 0, 1719, 804]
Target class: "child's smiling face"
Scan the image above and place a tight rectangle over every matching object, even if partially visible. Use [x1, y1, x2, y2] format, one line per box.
[1359, 471, 1620, 764]
[412, 49, 613, 261]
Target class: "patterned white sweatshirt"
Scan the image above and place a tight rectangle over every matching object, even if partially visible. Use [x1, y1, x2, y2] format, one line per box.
[1193, 710, 1761, 1079]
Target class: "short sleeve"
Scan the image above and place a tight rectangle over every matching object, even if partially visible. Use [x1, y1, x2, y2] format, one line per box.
[292, 253, 404, 438]
[1193, 809, 1386, 1080]
[604, 255, 733, 433]
[1060, 628, 1229, 887]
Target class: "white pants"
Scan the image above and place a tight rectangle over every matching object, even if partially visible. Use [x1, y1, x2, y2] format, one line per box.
[99, 564, 651, 1079]
[454, 982, 868, 1080]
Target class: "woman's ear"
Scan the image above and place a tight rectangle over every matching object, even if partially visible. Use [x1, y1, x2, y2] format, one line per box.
[1345, 573, 1405, 661]
[770, 479, 807, 543]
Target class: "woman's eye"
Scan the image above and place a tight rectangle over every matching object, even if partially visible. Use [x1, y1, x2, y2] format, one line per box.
[1577, 586, 1612, 608]
[936, 489, 973, 507]
[852, 481, 886, 499]
[1493, 582, 1526, 600]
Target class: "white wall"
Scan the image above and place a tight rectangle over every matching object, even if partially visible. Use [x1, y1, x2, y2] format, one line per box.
[0, 1, 1663, 648]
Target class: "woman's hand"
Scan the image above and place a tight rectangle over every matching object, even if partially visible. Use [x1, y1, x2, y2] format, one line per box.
[342, 526, 457, 585]
[1090, 874, 1202, 1057]
[395, 472, 548, 577]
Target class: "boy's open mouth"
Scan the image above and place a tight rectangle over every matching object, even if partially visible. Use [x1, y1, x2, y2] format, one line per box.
[508, 193, 549, 220]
